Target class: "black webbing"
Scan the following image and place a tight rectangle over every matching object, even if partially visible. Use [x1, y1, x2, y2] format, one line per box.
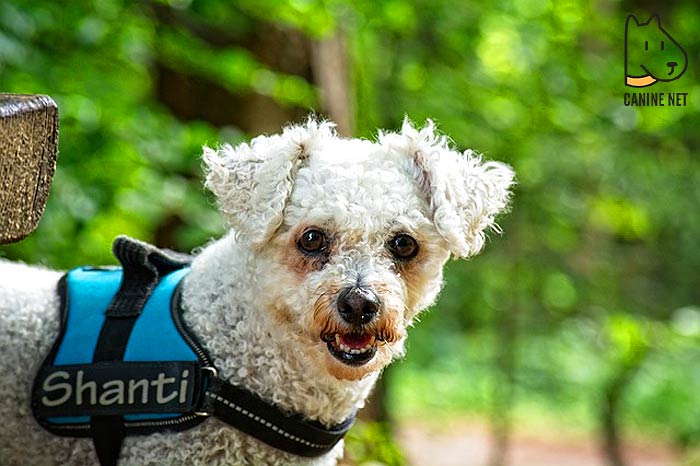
[92, 416, 125, 466]
[207, 377, 355, 457]
[91, 236, 192, 466]
[94, 236, 192, 360]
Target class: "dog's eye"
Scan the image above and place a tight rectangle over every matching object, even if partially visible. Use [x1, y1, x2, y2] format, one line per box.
[297, 229, 327, 254]
[388, 234, 419, 260]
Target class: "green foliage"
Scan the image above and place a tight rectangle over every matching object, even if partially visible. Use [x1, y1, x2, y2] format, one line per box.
[343, 422, 406, 466]
[2, 0, 700, 457]
[0, 1, 228, 267]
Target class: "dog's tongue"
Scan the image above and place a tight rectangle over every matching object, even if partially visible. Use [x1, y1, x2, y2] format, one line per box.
[340, 333, 374, 349]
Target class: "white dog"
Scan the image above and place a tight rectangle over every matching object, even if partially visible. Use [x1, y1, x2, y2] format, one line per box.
[0, 118, 514, 466]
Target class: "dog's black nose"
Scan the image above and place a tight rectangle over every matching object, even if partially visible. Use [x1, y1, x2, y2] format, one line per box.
[667, 61, 678, 67]
[337, 287, 380, 325]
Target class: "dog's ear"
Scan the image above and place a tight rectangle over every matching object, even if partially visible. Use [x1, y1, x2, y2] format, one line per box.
[203, 119, 335, 248]
[383, 118, 515, 258]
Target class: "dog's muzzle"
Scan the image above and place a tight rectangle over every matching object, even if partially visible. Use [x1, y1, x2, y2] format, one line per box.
[337, 286, 379, 325]
[318, 286, 382, 366]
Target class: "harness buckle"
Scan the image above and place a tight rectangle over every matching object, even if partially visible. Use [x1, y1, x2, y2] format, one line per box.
[195, 366, 219, 417]
[201, 366, 218, 377]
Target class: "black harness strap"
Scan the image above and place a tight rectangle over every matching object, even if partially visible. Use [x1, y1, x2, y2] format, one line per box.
[91, 236, 192, 466]
[92, 416, 125, 466]
[207, 377, 355, 457]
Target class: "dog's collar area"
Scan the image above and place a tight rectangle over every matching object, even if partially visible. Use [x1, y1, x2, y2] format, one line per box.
[205, 374, 355, 457]
[31, 236, 354, 466]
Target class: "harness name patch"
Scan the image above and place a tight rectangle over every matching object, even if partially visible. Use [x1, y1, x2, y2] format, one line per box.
[35, 361, 197, 417]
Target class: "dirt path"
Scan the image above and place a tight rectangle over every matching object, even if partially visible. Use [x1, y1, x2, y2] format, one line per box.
[396, 419, 680, 466]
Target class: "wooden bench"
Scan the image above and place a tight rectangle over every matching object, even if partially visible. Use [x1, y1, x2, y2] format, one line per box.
[0, 93, 58, 244]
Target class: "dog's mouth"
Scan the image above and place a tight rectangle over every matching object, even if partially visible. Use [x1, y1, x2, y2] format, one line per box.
[322, 332, 378, 366]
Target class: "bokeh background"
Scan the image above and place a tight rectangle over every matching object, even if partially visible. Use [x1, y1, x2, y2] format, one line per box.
[1, 1, 699, 465]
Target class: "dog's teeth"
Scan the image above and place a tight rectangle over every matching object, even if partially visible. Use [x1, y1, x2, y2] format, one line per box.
[332, 334, 379, 355]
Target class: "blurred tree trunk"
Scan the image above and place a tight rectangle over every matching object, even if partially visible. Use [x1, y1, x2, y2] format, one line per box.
[600, 352, 647, 466]
[149, 3, 365, 249]
[601, 367, 629, 466]
[488, 301, 517, 466]
[310, 32, 354, 136]
[150, 2, 312, 136]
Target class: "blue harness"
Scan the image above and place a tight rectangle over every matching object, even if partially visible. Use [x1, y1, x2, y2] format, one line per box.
[33, 266, 209, 429]
[31, 236, 354, 466]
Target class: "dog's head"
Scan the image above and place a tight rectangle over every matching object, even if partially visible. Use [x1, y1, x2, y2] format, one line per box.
[203, 118, 514, 381]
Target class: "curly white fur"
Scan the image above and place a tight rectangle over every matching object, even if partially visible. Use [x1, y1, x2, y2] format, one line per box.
[0, 118, 514, 465]
[380, 119, 515, 258]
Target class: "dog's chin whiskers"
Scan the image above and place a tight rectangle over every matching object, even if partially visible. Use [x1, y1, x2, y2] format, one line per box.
[384, 343, 399, 359]
[319, 321, 340, 341]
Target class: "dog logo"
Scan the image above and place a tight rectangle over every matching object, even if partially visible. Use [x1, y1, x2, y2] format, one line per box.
[625, 14, 687, 87]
